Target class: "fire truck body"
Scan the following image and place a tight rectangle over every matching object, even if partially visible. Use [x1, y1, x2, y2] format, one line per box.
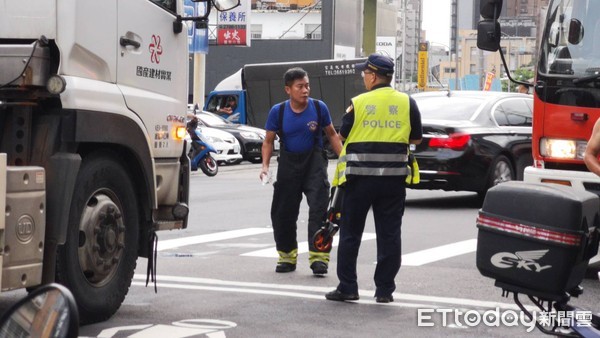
[524, 0, 600, 195]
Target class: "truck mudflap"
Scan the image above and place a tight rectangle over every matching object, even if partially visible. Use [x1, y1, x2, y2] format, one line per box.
[0, 154, 46, 291]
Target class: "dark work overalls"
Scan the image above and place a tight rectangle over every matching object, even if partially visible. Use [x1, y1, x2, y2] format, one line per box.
[270, 101, 331, 266]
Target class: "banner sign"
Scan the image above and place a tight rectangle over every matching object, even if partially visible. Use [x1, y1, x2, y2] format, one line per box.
[217, 0, 251, 46]
[417, 42, 428, 90]
[483, 70, 495, 91]
[184, 0, 209, 53]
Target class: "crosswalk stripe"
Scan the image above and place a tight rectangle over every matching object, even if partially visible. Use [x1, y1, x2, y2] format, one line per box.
[157, 228, 273, 252]
[158, 227, 477, 266]
[401, 239, 477, 266]
[241, 233, 378, 258]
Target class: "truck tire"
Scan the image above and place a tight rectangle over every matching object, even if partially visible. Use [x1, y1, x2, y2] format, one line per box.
[56, 152, 139, 324]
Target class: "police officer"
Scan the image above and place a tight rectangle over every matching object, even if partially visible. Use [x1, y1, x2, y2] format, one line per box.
[325, 54, 422, 303]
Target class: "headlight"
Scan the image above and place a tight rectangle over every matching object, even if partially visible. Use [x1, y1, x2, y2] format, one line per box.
[209, 136, 224, 143]
[540, 138, 586, 160]
[240, 131, 261, 140]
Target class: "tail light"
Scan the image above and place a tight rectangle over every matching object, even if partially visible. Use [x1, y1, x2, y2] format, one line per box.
[429, 133, 471, 151]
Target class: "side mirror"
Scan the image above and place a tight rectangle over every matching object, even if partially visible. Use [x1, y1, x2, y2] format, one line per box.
[477, 19, 501, 52]
[480, 0, 503, 20]
[213, 0, 240, 11]
[0, 284, 79, 338]
[568, 19, 584, 45]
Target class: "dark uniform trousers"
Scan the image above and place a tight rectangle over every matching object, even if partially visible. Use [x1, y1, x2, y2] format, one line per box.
[271, 147, 330, 255]
[336, 175, 406, 297]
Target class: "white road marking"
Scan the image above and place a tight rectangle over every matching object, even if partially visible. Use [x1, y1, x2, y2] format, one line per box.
[401, 239, 477, 266]
[128, 324, 215, 338]
[131, 274, 532, 311]
[157, 227, 477, 267]
[157, 228, 273, 252]
[240, 233, 377, 257]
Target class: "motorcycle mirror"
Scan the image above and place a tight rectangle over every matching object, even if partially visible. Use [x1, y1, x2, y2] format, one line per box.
[0, 283, 79, 338]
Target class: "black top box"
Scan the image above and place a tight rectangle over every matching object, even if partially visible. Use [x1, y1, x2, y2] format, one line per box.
[476, 182, 600, 299]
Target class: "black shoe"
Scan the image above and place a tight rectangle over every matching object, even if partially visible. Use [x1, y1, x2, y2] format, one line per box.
[375, 295, 394, 303]
[275, 262, 296, 273]
[310, 261, 328, 275]
[325, 289, 359, 302]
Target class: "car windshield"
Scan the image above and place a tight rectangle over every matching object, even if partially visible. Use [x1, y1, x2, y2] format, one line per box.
[540, 0, 600, 77]
[199, 112, 231, 126]
[413, 96, 486, 120]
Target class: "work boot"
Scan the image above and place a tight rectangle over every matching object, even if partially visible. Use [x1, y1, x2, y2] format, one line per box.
[375, 295, 394, 303]
[310, 261, 328, 275]
[275, 262, 296, 273]
[325, 289, 359, 302]
[276, 249, 298, 273]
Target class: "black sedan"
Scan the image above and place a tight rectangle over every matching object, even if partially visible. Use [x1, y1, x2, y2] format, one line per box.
[195, 111, 280, 163]
[410, 90, 533, 197]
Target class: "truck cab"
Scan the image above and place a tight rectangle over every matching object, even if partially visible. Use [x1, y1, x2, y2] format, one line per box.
[0, 0, 234, 324]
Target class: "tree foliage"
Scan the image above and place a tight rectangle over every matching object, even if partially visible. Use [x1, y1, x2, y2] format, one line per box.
[502, 67, 535, 92]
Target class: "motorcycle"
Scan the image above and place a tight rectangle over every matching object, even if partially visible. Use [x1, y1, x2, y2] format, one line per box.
[187, 120, 219, 177]
[0, 283, 79, 338]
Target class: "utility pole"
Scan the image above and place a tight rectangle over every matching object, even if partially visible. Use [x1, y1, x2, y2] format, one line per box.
[400, 0, 407, 91]
[453, 0, 459, 90]
[363, 0, 377, 55]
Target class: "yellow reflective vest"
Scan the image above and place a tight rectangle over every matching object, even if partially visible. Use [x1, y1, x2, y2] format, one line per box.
[333, 87, 419, 186]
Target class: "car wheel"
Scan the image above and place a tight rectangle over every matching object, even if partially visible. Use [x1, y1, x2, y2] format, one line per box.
[248, 157, 262, 164]
[488, 155, 514, 188]
[56, 152, 139, 324]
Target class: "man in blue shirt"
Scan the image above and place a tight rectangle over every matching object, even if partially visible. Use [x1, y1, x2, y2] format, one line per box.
[261, 67, 342, 275]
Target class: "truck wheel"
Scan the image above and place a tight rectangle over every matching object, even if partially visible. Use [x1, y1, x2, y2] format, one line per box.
[56, 153, 139, 324]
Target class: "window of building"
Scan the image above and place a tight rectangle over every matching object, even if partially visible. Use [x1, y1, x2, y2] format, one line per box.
[470, 64, 476, 73]
[305, 24, 321, 39]
[251, 24, 262, 39]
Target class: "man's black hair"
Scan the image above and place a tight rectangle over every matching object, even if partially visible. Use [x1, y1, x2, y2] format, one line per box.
[284, 67, 308, 87]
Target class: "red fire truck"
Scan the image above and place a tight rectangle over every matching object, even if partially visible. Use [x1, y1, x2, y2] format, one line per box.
[480, 0, 600, 192]
[522, 0, 600, 196]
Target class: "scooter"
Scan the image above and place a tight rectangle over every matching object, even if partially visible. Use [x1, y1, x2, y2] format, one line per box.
[188, 128, 219, 177]
[0, 283, 79, 338]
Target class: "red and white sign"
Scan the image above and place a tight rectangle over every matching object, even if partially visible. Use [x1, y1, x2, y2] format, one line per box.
[483, 71, 495, 91]
[216, 0, 250, 46]
[217, 28, 247, 45]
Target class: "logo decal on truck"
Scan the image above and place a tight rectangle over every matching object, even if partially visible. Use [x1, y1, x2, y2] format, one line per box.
[490, 250, 552, 272]
[149, 34, 163, 64]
